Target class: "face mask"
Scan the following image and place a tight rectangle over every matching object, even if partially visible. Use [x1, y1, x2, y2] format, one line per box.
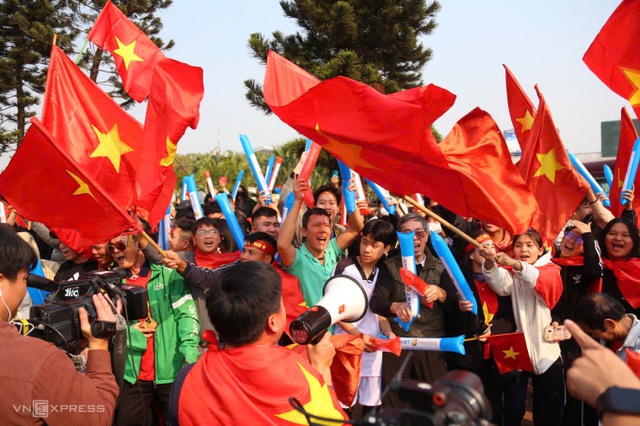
[428, 222, 443, 234]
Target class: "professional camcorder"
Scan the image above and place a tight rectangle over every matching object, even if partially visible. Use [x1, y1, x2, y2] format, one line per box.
[26, 269, 148, 353]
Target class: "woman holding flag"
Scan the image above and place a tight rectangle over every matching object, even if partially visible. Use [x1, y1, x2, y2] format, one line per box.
[481, 229, 565, 426]
[444, 230, 518, 426]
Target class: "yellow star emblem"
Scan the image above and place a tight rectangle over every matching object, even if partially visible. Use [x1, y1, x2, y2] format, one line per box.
[515, 110, 534, 133]
[533, 148, 565, 184]
[90, 123, 134, 172]
[274, 362, 344, 424]
[114, 37, 143, 70]
[315, 123, 380, 172]
[617, 168, 624, 189]
[621, 67, 640, 107]
[482, 301, 494, 324]
[503, 346, 520, 360]
[159, 137, 177, 167]
[66, 170, 97, 201]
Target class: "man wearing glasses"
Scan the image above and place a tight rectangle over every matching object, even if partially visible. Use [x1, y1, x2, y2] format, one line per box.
[370, 213, 455, 408]
[108, 234, 200, 425]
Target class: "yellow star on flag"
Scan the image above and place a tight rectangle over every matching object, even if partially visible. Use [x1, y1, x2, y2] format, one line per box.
[533, 148, 565, 184]
[66, 170, 97, 201]
[482, 301, 494, 324]
[515, 110, 534, 133]
[503, 346, 520, 360]
[616, 169, 624, 189]
[160, 137, 177, 167]
[114, 37, 143, 70]
[315, 123, 380, 172]
[275, 362, 343, 424]
[90, 123, 134, 172]
[621, 67, 640, 107]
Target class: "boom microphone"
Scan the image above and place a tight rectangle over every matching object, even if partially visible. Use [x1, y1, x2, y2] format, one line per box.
[289, 275, 368, 345]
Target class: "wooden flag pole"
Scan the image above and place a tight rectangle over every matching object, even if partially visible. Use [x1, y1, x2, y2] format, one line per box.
[140, 230, 168, 258]
[401, 196, 482, 249]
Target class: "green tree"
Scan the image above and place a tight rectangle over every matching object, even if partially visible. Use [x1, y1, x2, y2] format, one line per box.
[0, 0, 77, 154]
[244, 0, 440, 114]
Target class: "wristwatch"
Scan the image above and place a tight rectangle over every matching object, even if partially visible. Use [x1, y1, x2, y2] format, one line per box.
[596, 386, 640, 419]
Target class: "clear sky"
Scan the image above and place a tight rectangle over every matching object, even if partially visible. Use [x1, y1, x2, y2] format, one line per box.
[0, 0, 629, 168]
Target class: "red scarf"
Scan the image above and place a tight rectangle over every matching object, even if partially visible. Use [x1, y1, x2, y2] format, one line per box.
[195, 250, 240, 269]
[589, 258, 640, 309]
[551, 256, 584, 267]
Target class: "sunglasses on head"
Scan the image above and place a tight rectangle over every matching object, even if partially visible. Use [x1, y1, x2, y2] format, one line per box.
[107, 241, 127, 253]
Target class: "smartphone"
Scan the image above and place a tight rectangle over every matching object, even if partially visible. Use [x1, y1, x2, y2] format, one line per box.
[543, 325, 571, 342]
[480, 323, 493, 336]
[332, 170, 339, 178]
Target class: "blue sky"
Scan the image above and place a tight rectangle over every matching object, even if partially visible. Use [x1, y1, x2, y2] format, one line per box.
[0, 0, 629, 169]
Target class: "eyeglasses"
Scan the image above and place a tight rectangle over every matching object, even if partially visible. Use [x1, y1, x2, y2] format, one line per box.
[564, 232, 584, 244]
[403, 229, 426, 238]
[107, 241, 127, 253]
[196, 229, 219, 237]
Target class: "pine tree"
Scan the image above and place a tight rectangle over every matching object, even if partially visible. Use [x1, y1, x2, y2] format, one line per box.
[245, 0, 441, 114]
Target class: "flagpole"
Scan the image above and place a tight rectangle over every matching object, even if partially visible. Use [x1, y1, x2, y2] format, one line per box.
[402, 195, 481, 249]
[140, 230, 168, 258]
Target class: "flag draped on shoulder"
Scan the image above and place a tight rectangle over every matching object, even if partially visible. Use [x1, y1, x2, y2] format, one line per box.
[486, 332, 534, 374]
[0, 118, 139, 244]
[88, 0, 166, 102]
[504, 65, 536, 149]
[263, 50, 536, 235]
[516, 86, 589, 241]
[41, 44, 142, 211]
[583, 0, 640, 119]
[610, 107, 640, 217]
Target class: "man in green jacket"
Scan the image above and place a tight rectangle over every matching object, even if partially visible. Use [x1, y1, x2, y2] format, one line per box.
[108, 234, 200, 425]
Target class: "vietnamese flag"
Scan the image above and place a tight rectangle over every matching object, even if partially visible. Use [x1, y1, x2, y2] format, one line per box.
[609, 107, 640, 217]
[439, 108, 538, 235]
[504, 65, 536, 149]
[626, 349, 640, 379]
[41, 45, 142, 211]
[486, 332, 534, 374]
[0, 118, 139, 245]
[88, 0, 166, 102]
[516, 86, 590, 242]
[583, 0, 640, 119]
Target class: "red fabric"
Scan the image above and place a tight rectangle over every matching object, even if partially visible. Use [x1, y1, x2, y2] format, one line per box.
[533, 262, 563, 310]
[487, 332, 534, 374]
[88, 1, 166, 102]
[439, 108, 538, 235]
[194, 250, 240, 270]
[287, 335, 364, 408]
[263, 51, 535, 236]
[400, 268, 433, 309]
[41, 45, 142, 212]
[504, 64, 536, 149]
[181, 334, 348, 425]
[583, 0, 640, 119]
[370, 336, 402, 356]
[551, 256, 584, 267]
[474, 279, 499, 321]
[0, 118, 139, 246]
[601, 258, 640, 309]
[126, 273, 154, 381]
[273, 265, 309, 337]
[626, 349, 640, 379]
[610, 107, 640, 218]
[516, 86, 590, 242]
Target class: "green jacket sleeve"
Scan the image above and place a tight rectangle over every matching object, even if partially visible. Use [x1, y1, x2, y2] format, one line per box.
[168, 270, 201, 364]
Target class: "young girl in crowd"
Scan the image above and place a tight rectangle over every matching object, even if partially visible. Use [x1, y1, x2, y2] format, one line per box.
[481, 229, 564, 426]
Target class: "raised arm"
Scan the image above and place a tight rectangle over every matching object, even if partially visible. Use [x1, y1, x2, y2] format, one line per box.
[277, 178, 306, 267]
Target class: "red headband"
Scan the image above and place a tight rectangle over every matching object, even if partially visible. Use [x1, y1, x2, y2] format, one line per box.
[464, 234, 492, 256]
[244, 240, 277, 257]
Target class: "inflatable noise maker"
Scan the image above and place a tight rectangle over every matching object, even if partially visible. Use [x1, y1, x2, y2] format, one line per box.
[400, 336, 466, 356]
[429, 230, 477, 315]
[621, 137, 640, 207]
[395, 230, 420, 332]
[290, 275, 368, 345]
[603, 164, 613, 195]
[239, 134, 272, 205]
[568, 151, 610, 207]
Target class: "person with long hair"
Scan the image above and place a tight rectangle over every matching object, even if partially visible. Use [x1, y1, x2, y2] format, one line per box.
[594, 217, 640, 318]
[443, 230, 517, 426]
[481, 229, 565, 426]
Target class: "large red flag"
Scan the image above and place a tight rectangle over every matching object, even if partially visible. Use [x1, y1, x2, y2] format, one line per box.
[583, 0, 640, 119]
[610, 107, 640, 217]
[0, 118, 139, 244]
[486, 332, 534, 374]
[516, 86, 590, 241]
[504, 65, 536, 149]
[41, 45, 142, 211]
[439, 108, 538, 235]
[88, 0, 166, 102]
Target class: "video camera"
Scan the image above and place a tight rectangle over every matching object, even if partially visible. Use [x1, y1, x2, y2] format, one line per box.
[26, 269, 148, 354]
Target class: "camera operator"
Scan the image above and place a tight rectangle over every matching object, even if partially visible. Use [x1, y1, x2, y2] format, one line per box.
[0, 225, 119, 425]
